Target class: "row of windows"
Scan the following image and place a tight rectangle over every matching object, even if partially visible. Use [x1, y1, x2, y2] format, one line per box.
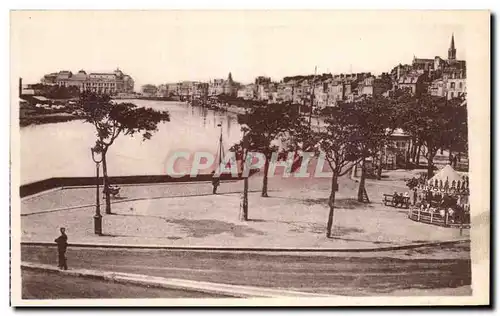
[436, 81, 465, 89]
[57, 81, 126, 86]
[85, 83, 116, 87]
[449, 82, 464, 89]
[448, 92, 465, 99]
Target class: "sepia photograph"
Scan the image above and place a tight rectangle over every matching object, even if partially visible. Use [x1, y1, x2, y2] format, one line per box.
[9, 10, 490, 306]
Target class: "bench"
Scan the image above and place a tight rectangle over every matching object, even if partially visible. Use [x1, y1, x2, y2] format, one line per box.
[383, 194, 410, 208]
[103, 185, 121, 199]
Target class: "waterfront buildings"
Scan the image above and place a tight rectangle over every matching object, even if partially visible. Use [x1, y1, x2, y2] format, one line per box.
[208, 73, 238, 96]
[223, 73, 238, 96]
[41, 68, 134, 95]
[237, 84, 256, 100]
[208, 79, 224, 96]
[141, 84, 158, 97]
[82, 34, 464, 105]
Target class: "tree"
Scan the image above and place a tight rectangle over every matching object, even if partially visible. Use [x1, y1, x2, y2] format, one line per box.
[442, 100, 468, 168]
[311, 104, 364, 238]
[78, 92, 170, 214]
[233, 102, 305, 197]
[344, 96, 398, 202]
[399, 94, 465, 178]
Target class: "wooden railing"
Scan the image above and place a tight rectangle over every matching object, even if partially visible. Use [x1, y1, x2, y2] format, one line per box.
[408, 208, 471, 228]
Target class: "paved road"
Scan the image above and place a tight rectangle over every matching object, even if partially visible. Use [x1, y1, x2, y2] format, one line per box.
[21, 244, 471, 296]
[22, 269, 224, 299]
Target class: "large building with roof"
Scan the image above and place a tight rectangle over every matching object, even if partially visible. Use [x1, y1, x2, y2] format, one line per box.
[392, 34, 467, 99]
[411, 34, 466, 81]
[208, 73, 238, 97]
[41, 68, 134, 95]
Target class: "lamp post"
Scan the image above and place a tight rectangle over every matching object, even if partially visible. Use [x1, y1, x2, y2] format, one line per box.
[91, 145, 103, 235]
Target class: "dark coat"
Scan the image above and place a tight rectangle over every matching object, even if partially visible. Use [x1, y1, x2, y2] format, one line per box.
[55, 234, 68, 251]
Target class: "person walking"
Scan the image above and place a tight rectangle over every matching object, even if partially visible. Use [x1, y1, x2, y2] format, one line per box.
[54, 227, 68, 270]
[211, 171, 220, 194]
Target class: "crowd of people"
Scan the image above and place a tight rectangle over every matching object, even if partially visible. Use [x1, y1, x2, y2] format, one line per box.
[413, 187, 470, 224]
[405, 170, 470, 225]
[392, 191, 410, 207]
[406, 173, 470, 195]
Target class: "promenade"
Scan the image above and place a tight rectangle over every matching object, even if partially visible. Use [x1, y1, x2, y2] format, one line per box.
[21, 169, 469, 252]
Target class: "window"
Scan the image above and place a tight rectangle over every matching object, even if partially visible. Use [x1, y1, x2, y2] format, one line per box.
[450, 82, 455, 89]
[459, 82, 463, 89]
[450, 92, 454, 98]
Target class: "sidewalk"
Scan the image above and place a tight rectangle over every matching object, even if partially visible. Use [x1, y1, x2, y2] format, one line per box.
[22, 262, 327, 298]
[21, 172, 470, 250]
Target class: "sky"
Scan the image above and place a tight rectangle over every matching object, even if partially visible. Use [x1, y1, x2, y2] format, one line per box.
[11, 11, 465, 89]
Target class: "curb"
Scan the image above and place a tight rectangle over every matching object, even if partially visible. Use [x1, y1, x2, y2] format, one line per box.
[21, 262, 327, 298]
[21, 239, 470, 253]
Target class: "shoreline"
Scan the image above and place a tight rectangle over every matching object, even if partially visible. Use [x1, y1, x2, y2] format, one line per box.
[20, 113, 82, 127]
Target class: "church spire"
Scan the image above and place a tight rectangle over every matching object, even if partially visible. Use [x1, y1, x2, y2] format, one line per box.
[448, 33, 456, 61]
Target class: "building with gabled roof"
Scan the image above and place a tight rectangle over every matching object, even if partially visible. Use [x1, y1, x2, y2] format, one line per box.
[40, 68, 134, 95]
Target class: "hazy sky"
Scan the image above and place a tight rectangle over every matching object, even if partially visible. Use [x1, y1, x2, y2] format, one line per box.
[11, 11, 465, 89]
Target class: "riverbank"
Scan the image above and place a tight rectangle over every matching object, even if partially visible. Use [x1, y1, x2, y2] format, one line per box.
[20, 113, 81, 127]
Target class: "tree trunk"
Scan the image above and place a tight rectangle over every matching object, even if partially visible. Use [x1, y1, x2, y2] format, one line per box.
[242, 176, 249, 221]
[409, 139, 414, 163]
[377, 147, 383, 180]
[427, 149, 436, 179]
[377, 152, 383, 180]
[261, 155, 270, 197]
[448, 149, 453, 165]
[406, 142, 411, 169]
[241, 138, 249, 221]
[412, 140, 418, 162]
[102, 151, 111, 214]
[326, 174, 338, 238]
[357, 158, 367, 202]
[416, 145, 421, 165]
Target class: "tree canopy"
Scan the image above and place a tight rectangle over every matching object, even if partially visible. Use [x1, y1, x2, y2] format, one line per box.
[78, 92, 170, 214]
[232, 102, 306, 197]
[397, 94, 467, 177]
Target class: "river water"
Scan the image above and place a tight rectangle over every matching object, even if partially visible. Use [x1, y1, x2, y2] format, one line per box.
[20, 100, 243, 184]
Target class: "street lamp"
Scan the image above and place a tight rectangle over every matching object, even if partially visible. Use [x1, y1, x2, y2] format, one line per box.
[90, 144, 104, 235]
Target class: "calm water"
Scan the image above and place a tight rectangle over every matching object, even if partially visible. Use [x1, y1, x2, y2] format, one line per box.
[20, 100, 243, 184]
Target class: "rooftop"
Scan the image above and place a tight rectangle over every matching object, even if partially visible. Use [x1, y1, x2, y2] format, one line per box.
[398, 75, 421, 84]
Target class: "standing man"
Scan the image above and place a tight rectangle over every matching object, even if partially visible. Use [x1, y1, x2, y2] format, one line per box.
[413, 188, 418, 206]
[211, 171, 220, 194]
[54, 227, 68, 270]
